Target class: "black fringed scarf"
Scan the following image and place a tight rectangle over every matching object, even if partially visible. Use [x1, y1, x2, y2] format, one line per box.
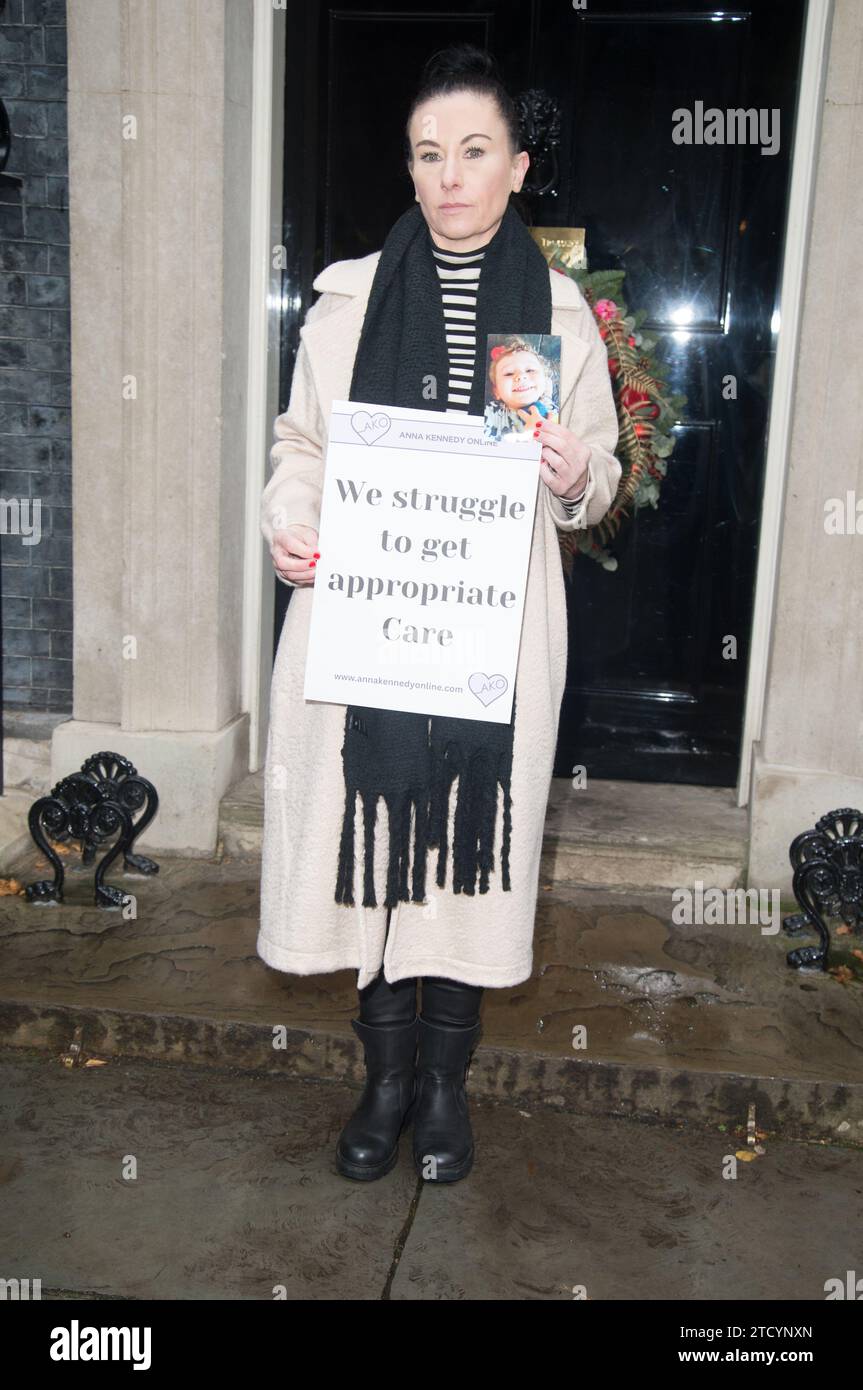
[334, 201, 552, 910]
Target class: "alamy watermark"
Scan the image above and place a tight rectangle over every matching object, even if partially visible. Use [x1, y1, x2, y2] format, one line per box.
[672, 880, 780, 935]
[0, 497, 41, 545]
[672, 101, 780, 157]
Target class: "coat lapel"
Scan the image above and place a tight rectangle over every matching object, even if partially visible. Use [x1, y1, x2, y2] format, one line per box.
[300, 296, 367, 428]
[300, 253, 593, 431]
[554, 313, 592, 420]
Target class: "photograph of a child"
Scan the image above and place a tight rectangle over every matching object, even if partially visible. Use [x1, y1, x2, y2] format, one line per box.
[483, 333, 561, 442]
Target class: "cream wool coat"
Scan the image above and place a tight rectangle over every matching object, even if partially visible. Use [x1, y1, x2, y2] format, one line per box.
[258, 249, 622, 990]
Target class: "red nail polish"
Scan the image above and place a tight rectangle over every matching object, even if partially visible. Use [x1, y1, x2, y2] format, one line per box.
[309, 560, 316, 568]
[313, 552, 320, 559]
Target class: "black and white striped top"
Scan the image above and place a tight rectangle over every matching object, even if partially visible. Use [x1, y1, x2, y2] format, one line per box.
[430, 238, 486, 414]
[429, 234, 588, 511]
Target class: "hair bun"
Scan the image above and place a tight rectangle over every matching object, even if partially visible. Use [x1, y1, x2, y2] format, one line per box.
[420, 43, 500, 87]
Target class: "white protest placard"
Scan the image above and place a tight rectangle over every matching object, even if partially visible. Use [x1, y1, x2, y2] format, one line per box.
[302, 400, 541, 724]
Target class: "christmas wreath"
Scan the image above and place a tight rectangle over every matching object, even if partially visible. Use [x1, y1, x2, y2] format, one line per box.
[548, 260, 687, 573]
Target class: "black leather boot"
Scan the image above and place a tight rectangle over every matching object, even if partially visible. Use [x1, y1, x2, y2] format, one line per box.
[335, 1014, 419, 1181]
[412, 1016, 483, 1183]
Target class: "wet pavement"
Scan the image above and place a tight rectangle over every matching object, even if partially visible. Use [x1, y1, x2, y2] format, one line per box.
[2, 844, 863, 1137]
[0, 1046, 860, 1301]
[1, 846, 862, 1141]
[2, 832, 862, 1302]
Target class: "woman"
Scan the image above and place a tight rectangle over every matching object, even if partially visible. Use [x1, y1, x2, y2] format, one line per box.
[258, 45, 622, 1184]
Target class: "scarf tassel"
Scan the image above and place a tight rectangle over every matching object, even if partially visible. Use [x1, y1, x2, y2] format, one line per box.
[334, 785, 433, 910]
[430, 742, 509, 897]
[453, 749, 505, 897]
[334, 743, 512, 907]
[334, 783, 357, 906]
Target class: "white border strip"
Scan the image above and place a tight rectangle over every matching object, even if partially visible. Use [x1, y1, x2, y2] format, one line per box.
[737, 0, 834, 805]
[243, 0, 284, 770]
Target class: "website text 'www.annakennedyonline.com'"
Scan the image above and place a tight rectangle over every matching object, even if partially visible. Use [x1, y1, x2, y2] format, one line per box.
[334, 673, 463, 694]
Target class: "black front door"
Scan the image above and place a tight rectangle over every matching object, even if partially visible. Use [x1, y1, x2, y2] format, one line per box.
[277, 0, 806, 787]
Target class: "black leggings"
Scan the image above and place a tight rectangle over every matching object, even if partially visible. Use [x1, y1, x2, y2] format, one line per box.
[357, 906, 483, 1027]
[358, 969, 483, 1028]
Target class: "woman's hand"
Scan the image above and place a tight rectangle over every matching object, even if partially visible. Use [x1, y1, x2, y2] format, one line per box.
[530, 419, 591, 499]
[271, 523, 320, 586]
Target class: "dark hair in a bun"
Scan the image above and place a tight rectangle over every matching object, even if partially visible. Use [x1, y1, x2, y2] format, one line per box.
[404, 43, 521, 165]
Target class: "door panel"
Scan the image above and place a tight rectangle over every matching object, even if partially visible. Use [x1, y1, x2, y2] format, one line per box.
[538, 1, 805, 783]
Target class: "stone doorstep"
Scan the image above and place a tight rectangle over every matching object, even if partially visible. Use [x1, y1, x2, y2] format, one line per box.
[2, 998, 861, 1146]
[217, 827, 746, 893]
[6, 792, 746, 892]
[3, 757, 749, 890]
[539, 843, 744, 891]
[220, 772, 750, 891]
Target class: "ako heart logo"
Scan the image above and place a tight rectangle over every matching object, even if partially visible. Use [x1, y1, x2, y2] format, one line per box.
[468, 672, 508, 707]
[350, 410, 391, 446]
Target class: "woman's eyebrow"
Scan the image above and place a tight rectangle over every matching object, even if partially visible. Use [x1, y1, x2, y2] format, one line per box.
[414, 132, 493, 148]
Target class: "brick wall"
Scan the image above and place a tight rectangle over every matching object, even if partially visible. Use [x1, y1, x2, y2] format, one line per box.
[0, 0, 70, 714]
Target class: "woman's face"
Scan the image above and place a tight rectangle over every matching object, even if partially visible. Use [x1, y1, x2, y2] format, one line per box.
[492, 350, 547, 410]
[407, 91, 529, 252]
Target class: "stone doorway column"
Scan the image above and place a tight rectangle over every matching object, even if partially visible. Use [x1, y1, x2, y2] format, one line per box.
[60, 0, 255, 852]
[748, 0, 863, 884]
